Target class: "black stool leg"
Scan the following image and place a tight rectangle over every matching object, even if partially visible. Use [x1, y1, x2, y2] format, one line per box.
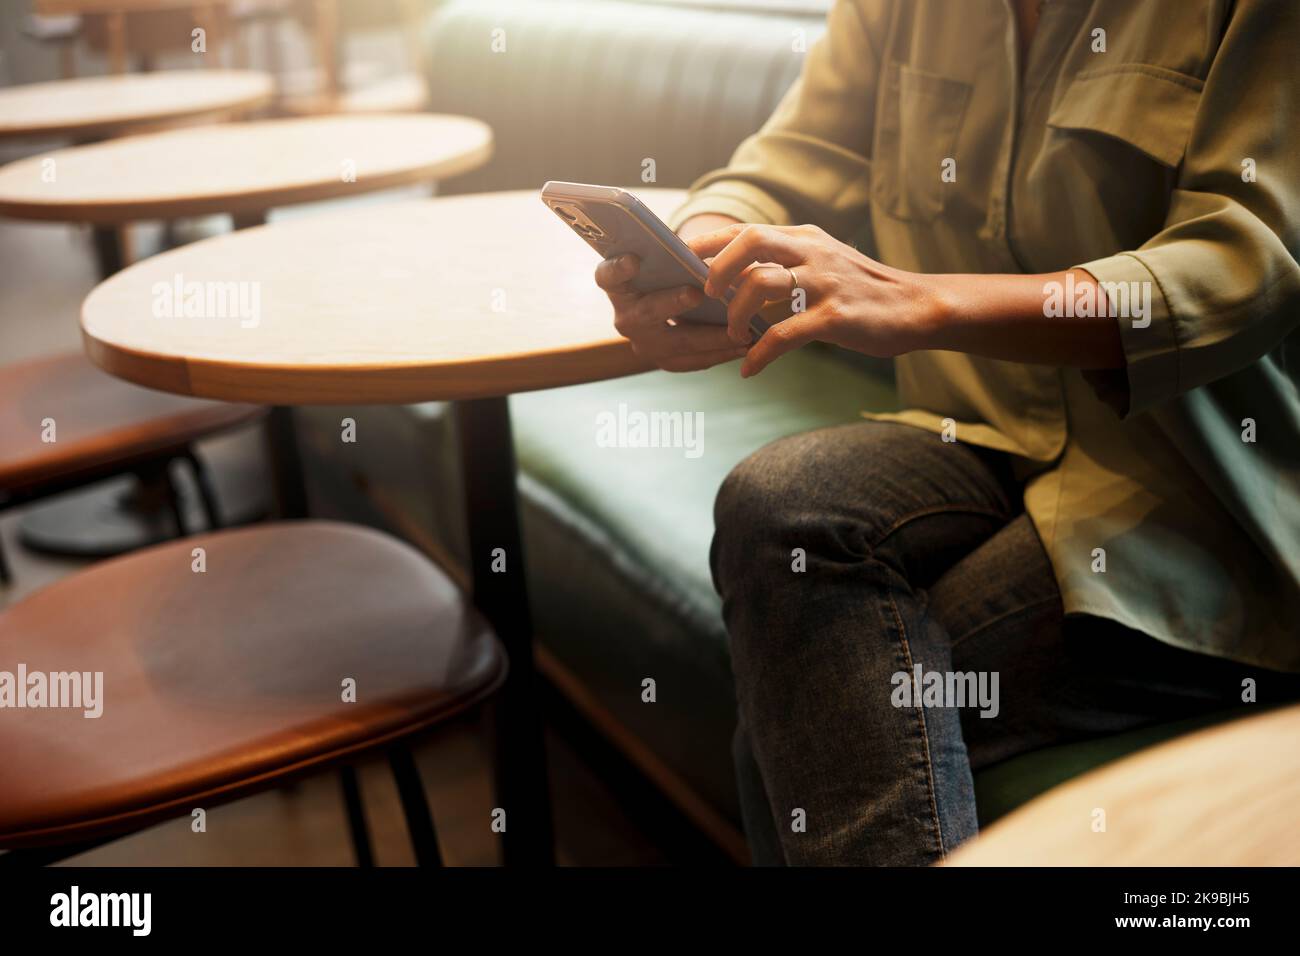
[389, 747, 443, 867]
[184, 449, 224, 530]
[338, 766, 374, 868]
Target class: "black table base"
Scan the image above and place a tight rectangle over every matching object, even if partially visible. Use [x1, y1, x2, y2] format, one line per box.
[455, 396, 555, 866]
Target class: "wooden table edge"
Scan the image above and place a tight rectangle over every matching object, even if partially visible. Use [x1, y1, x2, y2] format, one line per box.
[81, 328, 652, 404]
[0, 87, 274, 143]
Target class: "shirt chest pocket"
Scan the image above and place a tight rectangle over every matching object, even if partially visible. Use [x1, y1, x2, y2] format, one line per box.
[1045, 64, 1203, 169]
[872, 62, 973, 223]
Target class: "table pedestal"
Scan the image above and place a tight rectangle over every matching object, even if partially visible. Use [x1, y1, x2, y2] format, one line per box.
[266, 405, 310, 520]
[456, 396, 555, 866]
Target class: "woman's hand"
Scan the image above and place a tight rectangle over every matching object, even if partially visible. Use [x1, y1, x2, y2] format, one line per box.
[596, 216, 1120, 377]
[594, 213, 749, 373]
[689, 222, 1125, 376]
[688, 223, 947, 377]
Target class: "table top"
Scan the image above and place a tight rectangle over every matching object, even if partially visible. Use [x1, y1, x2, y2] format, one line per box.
[946, 704, 1300, 866]
[0, 113, 493, 224]
[81, 189, 665, 403]
[0, 70, 272, 142]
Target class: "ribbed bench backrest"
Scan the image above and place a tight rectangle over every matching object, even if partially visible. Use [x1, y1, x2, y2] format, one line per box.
[423, 0, 826, 193]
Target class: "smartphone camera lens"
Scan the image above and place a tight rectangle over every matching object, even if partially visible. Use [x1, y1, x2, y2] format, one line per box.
[553, 203, 605, 240]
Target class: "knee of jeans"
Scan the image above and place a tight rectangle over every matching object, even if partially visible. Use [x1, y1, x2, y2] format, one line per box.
[711, 436, 818, 575]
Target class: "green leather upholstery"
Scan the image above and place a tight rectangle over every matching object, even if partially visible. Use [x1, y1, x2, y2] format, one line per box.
[295, 0, 1244, 850]
[512, 365, 1242, 828]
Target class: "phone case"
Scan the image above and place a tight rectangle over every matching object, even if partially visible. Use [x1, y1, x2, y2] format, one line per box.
[541, 181, 769, 337]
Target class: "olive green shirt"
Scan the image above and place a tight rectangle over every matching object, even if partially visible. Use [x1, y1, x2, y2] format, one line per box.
[670, 0, 1300, 670]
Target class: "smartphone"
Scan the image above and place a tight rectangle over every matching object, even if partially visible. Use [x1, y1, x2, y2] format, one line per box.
[541, 181, 769, 340]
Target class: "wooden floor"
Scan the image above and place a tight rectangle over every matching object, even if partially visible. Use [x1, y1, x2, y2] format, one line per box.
[0, 186, 730, 867]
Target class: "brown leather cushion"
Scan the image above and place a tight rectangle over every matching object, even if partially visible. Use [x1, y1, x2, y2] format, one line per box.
[0, 521, 503, 847]
[0, 352, 263, 494]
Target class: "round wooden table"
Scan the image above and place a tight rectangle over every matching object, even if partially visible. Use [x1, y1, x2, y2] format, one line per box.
[0, 113, 493, 229]
[0, 71, 273, 142]
[2, 113, 492, 557]
[82, 190, 646, 401]
[947, 704, 1300, 866]
[82, 189, 668, 864]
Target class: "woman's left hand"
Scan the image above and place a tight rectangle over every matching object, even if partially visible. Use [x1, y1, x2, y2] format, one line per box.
[687, 223, 948, 377]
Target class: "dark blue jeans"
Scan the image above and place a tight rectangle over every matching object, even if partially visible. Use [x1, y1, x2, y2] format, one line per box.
[712, 420, 1298, 866]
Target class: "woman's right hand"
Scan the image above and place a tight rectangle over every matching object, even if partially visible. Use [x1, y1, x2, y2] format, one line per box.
[594, 213, 750, 372]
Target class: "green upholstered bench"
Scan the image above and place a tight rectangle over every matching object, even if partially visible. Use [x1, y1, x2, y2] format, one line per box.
[508, 355, 1243, 835]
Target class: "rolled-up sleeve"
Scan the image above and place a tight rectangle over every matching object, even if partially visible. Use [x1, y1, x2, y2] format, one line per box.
[668, 0, 889, 239]
[1077, 0, 1300, 418]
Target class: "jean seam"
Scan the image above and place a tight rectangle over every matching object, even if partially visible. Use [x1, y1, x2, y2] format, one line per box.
[887, 586, 947, 860]
[870, 504, 1010, 552]
[950, 595, 1062, 650]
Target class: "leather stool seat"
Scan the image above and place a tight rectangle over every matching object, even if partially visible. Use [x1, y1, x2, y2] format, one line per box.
[0, 521, 504, 849]
[0, 351, 262, 495]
